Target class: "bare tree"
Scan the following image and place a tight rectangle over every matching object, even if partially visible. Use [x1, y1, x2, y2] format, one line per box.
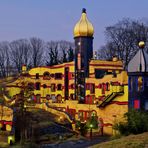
[10, 39, 31, 73]
[59, 40, 74, 63]
[98, 18, 148, 69]
[46, 40, 74, 66]
[29, 37, 44, 67]
[59, 40, 68, 63]
[46, 41, 59, 66]
[98, 42, 116, 60]
[0, 41, 10, 77]
[67, 45, 74, 62]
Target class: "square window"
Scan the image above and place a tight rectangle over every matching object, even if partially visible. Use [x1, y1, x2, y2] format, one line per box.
[57, 84, 62, 91]
[55, 73, 62, 79]
[36, 73, 39, 79]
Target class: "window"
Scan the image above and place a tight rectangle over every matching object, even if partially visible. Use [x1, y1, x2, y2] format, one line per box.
[43, 84, 47, 89]
[36, 73, 39, 79]
[46, 95, 50, 100]
[134, 100, 140, 109]
[90, 83, 95, 94]
[113, 70, 117, 78]
[43, 72, 50, 80]
[57, 84, 62, 90]
[70, 94, 74, 100]
[71, 73, 75, 78]
[50, 74, 55, 78]
[86, 83, 90, 90]
[106, 83, 110, 91]
[71, 84, 75, 89]
[102, 83, 105, 94]
[69, 109, 76, 119]
[138, 76, 144, 92]
[27, 83, 34, 91]
[57, 94, 62, 103]
[36, 94, 41, 103]
[36, 82, 40, 90]
[95, 69, 107, 79]
[51, 84, 56, 92]
[55, 73, 63, 79]
[51, 95, 56, 103]
[78, 111, 84, 121]
[1, 124, 6, 131]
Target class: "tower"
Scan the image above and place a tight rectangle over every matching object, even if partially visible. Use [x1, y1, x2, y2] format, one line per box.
[73, 8, 94, 103]
[128, 41, 148, 111]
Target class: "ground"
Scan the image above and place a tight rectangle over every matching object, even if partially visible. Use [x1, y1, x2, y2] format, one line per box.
[1, 108, 148, 148]
[91, 132, 148, 148]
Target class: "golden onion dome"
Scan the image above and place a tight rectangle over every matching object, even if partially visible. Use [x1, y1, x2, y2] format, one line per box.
[74, 8, 94, 38]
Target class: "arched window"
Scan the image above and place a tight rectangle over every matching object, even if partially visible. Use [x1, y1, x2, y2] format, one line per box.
[57, 94, 62, 103]
[57, 84, 62, 91]
[43, 84, 47, 89]
[36, 82, 40, 90]
[71, 84, 75, 89]
[43, 72, 50, 80]
[70, 94, 74, 100]
[46, 95, 50, 100]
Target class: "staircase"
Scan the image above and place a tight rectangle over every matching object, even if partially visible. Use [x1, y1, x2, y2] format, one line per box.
[97, 85, 124, 108]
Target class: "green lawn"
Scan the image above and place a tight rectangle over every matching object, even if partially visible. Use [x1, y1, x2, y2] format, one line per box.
[91, 132, 148, 148]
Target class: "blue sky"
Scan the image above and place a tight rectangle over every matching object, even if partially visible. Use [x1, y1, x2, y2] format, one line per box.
[0, 0, 148, 49]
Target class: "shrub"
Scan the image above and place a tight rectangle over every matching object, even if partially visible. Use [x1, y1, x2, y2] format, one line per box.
[114, 109, 148, 135]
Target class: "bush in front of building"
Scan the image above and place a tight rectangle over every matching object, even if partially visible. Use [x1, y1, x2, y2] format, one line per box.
[114, 109, 148, 135]
[75, 114, 98, 136]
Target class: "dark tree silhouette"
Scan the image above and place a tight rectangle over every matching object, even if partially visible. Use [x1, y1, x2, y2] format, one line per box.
[46, 41, 59, 66]
[30, 37, 44, 67]
[0, 42, 10, 77]
[98, 18, 148, 69]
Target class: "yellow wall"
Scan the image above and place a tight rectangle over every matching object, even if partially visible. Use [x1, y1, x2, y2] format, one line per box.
[0, 105, 13, 132]
[5, 59, 129, 135]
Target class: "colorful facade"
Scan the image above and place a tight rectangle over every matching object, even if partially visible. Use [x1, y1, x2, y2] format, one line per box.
[0, 105, 13, 131]
[128, 41, 148, 111]
[5, 9, 129, 135]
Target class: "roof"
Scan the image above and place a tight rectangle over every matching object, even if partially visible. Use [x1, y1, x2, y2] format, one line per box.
[73, 8, 94, 38]
[128, 49, 148, 73]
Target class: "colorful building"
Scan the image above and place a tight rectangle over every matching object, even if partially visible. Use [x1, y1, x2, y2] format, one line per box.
[0, 105, 13, 131]
[128, 41, 148, 111]
[5, 9, 129, 135]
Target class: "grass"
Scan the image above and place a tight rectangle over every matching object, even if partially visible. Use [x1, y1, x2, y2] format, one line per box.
[0, 142, 9, 148]
[91, 132, 148, 148]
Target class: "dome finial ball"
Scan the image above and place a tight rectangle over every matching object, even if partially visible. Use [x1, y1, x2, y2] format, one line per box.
[82, 8, 86, 13]
[138, 41, 145, 49]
